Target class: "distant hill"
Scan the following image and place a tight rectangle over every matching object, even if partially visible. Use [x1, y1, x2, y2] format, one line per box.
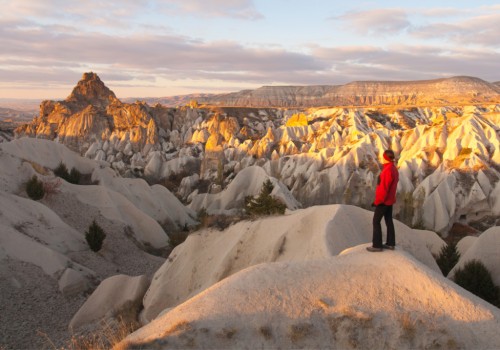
[192, 76, 500, 107]
[122, 93, 217, 107]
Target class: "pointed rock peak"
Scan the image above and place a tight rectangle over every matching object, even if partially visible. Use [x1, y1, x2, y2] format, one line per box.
[206, 133, 224, 151]
[66, 72, 117, 104]
[286, 113, 308, 127]
[265, 127, 275, 141]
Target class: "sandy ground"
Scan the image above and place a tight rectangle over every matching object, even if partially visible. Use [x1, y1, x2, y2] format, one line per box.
[0, 192, 166, 349]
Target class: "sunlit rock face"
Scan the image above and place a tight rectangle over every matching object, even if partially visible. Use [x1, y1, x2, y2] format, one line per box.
[13, 73, 500, 235]
[193, 76, 500, 107]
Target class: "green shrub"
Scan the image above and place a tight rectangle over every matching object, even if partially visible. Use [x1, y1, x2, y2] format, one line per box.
[67, 167, 82, 184]
[26, 175, 45, 200]
[169, 231, 189, 248]
[244, 179, 287, 216]
[454, 260, 500, 307]
[54, 162, 69, 180]
[436, 242, 461, 277]
[198, 207, 208, 222]
[54, 162, 82, 184]
[85, 219, 106, 252]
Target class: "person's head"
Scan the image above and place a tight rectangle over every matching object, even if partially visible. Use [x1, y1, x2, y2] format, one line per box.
[383, 149, 395, 162]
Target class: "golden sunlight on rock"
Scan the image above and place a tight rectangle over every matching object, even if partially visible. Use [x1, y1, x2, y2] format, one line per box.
[285, 113, 308, 127]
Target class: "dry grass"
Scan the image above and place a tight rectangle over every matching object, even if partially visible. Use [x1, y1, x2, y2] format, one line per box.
[219, 328, 237, 340]
[25, 160, 50, 175]
[290, 323, 312, 342]
[259, 327, 271, 340]
[161, 320, 191, 338]
[326, 317, 342, 334]
[117, 320, 192, 350]
[398, 312, 418, 339]
[42, 177, 62, 200]
[203, 214, 231, 231]
[340, 306, 374, 328]
[37, 316, 139, 350]
[447, 338, 458, 349]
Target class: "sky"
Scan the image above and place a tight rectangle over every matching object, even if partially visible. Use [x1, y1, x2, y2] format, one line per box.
[0, 0, 500, 99]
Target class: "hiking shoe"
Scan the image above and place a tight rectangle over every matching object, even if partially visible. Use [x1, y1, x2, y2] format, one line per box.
[383, 244, 395, 250]
[366, 247, 383, 252]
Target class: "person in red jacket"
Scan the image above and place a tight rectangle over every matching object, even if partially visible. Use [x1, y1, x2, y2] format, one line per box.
[367, 149, 399, 252]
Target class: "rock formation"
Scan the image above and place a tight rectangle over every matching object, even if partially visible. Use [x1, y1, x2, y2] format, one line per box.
[122, 245, 500, 350]
[194, 76, 500, 107]
[141, 204, 437, 321]
[13, 74, 500, 235]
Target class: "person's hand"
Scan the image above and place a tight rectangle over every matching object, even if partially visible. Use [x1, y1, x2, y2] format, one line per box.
[371, 202, 376, 207]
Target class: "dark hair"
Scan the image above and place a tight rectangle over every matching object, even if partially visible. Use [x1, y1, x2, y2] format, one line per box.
[384, 149, 395, 161]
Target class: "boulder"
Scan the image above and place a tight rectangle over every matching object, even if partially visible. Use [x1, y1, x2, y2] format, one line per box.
[456, 236, 478, 257]
[448, 227, 500, 286]
[69, 275, 150, 329]
[59, 268, 86, 296]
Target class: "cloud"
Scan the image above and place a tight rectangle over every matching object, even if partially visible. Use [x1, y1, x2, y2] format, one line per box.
[331, 8, 412, 36]
[1, 3, 500, 92]
[160, 0, 263, 20]
[411, 13, 500, 47]
[330, 6, 500, 47]
[313, 44, 500, 81]
[0, 19, 327, 80]
[1, 0, 263, 23]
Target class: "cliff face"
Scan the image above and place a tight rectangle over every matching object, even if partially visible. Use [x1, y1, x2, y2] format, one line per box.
[15, 73, 175, 155]
[195, 76, 500, 107]
[11, 73, 500, 236]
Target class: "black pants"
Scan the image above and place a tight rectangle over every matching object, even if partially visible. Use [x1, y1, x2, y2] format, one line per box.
[372, 204, 395, 248]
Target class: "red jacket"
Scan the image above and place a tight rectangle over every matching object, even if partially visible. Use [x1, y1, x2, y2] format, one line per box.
[374, 162, 399, 206]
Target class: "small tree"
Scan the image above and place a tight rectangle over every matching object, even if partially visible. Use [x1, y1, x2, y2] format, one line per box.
[85, 219, 106, 252]
[26, 175, 45, 200]
[244, 179, 287, 216]
[54, 162, 82, 184]
[436, 242, 461, 277]
[217, 161, 223, 187]
[67, 167, 82, 184]
[454, 260, 500, 307]
[54, 162, 69, 180]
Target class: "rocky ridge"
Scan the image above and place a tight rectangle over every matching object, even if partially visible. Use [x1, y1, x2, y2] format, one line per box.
[194, 76, 500, 107]
[14, 73, 500, 235]
[122, 93, 215, 107]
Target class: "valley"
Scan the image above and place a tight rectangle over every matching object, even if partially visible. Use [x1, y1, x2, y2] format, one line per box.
[1, 73, 500, 349]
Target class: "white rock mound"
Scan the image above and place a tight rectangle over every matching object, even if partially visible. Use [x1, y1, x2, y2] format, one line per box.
[188, 166, 301, 214]
[141, 205, 439, 321]
[122, 245, 500, 350]
[448, 227, 500, 285]
[0, 138, 196, 229]
[414, 229, 446, 256]
[69, 275, 150, 329]
[456, 235, 478, 257]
